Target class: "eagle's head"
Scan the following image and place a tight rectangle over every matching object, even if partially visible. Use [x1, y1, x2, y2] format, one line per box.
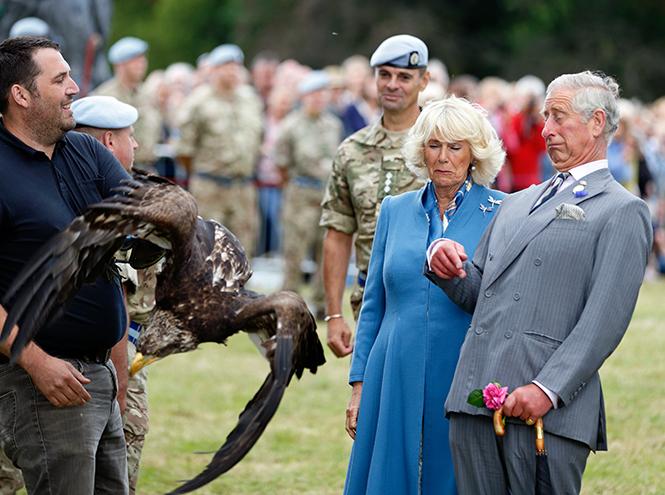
[130, 308, 198, 376]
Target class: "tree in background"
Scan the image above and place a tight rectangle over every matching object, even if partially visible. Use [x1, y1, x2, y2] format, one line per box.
[110, 0, 665, 100]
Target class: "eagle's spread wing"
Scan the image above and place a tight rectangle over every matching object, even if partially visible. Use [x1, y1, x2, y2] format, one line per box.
[167, 291, 325, 494]
[206, 220, 252, 292]
[0, 173, 197, 360]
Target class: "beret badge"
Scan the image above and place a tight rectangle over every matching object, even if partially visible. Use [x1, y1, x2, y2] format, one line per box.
[409, 51, 419, 66]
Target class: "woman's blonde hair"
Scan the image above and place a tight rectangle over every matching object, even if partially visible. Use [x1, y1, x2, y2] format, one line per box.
[402, 96, 505, 186]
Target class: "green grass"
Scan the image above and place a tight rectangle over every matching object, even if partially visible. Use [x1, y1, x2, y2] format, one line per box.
[134, 280, 665, 494]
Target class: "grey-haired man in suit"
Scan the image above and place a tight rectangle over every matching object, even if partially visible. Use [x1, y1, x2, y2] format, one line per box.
[426, 71, 652, 494]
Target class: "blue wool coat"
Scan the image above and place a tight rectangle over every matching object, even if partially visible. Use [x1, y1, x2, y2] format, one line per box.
[344, 182, 504, 495]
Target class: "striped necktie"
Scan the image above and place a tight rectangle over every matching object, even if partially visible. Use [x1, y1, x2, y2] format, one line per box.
[531, 172, 569, 212]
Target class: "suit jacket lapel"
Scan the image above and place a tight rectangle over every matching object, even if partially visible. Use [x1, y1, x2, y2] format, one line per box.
[485, 168, 613, 288]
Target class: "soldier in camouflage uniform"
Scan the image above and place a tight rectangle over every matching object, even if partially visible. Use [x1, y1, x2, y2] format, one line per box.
[116, 256, 158, 495]
[274, 71, 342, 317]
[175, 44, 262, 256]
[320, 35, 430, 358]
[72, 95, 154, 495]
[93, 37, 162, 168]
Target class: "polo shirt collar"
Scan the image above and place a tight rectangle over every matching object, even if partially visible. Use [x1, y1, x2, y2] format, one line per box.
[0, 118, 70, 158]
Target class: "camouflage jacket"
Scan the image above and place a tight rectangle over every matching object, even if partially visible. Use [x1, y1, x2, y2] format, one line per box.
[92, 77, 162, 165]
[174, 84, 262, 178]
[273, 109, 342, 183]
[116, 250, 159, 326]
[320, 118, 425, 272]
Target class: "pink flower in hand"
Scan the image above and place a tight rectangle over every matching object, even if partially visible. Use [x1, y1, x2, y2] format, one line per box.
[483, 382, 508, 410]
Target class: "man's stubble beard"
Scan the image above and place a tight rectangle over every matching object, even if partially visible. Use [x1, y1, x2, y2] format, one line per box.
[26, 96, 75, 146]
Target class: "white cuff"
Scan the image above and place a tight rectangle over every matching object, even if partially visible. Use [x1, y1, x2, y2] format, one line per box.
[533, 380, 559, 409]
[426, 238, 448, 268]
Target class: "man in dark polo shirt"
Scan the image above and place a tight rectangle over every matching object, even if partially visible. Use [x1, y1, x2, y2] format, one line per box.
[0, 37, 130, 494]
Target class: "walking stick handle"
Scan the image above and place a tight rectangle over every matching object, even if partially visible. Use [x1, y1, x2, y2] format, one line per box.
[493, 409, 505, 436]
[535, 418, 545, 454]
[492, 411, 545, 454]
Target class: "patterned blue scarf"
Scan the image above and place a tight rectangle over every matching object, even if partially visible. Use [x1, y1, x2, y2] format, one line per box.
[424, 174, 473, 243]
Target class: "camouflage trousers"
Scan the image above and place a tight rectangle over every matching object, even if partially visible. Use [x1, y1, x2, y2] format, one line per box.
[125, 343, 149, 495]
[350, 283, 365, 321]
[0, 450, 22, 495]
[282, 185, 325, 309]
[190, 176, 258, 257]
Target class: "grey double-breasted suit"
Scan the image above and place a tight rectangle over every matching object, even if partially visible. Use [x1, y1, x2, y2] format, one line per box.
[427, 167, 652, 451]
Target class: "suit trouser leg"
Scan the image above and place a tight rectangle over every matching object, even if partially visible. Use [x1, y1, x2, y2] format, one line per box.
[449, 413, 509, 495]
[449, 413, 590, 495]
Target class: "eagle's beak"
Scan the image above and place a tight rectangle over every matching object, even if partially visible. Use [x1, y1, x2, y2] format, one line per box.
[129, 352, 160, 377]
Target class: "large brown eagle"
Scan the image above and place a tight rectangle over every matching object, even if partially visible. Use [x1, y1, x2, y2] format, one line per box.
[0, 173, 326, 494]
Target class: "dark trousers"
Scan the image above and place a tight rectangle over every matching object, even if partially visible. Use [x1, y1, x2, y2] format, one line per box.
[0, 359, 128, 494]
[449, 413, 589, 495]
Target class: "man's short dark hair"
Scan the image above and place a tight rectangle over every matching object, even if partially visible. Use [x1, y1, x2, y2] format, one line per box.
[0, 36, 60, 114]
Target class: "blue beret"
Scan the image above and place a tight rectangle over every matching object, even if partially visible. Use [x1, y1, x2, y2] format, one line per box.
[72, 96, 138, 129]
[208, 44, 244, 67]
[370, 34, 428, 69]
[9, 17, 49, 38]
[108, 37, 148, 64]
[298, 71, 330, 95]
[196, 52, 209, 67]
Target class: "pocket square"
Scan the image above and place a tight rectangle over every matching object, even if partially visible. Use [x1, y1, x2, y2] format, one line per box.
[555, 203, 585, 221]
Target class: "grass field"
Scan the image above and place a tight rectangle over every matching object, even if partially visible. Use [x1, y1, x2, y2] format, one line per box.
[134, 279, 665, 494]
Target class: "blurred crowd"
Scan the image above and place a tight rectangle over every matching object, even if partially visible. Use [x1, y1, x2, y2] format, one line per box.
[126, 45, 665, 276]
[4, 16, 665, 283]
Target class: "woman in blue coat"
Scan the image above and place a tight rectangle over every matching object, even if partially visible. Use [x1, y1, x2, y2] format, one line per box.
[343, 97, 506, 495]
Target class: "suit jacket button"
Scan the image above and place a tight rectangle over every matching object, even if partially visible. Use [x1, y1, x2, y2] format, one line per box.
[474, 326, 484, 335]
[504, 330, 513, 339]
[484, 290, 493, 298]
[489, 253, 494, 261]
[534, 258, 542, 266]
[513, 292, 521, 301]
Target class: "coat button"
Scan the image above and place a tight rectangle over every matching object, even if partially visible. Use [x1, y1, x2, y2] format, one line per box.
[484, 290, 493, 298]
[504, 330, 513, 339]
[474, 326, 484, 335]
[534, 258, 542, 266]
[513, 292, 520, 301]
[489, 253, 494, 261]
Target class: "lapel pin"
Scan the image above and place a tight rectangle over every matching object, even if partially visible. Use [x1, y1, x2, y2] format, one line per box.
[572, 183, 588, 198]
[488, 195, 502, 207]
[479, 204, 493, 216]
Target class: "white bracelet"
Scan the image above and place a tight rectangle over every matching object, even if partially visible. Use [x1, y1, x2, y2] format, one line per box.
[324, 313, 343, 322]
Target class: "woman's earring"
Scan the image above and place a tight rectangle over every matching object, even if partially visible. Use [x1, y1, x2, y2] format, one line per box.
[470, 162, 477, 171]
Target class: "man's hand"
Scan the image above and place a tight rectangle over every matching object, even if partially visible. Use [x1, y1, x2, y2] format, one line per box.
[429, 239, 468, 279]
[345, 382, 363, 439]
[20, 347, 91, 407]
[327, 318, 353, 357]
[502, 384, 553, 422]
[1, 305, 91, 408]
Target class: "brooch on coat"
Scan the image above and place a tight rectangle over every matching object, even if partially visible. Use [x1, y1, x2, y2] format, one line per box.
[479, 195, 502, 216]
[572, 180, 588, 198]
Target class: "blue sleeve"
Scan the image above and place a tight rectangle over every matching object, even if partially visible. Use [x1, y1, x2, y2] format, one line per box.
[348, 195, 391, 383]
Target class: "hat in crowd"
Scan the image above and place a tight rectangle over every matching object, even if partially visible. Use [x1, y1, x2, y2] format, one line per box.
[298, 71, 330, 95]
[108, 36, 148, 64]
[208, 44, 244, 67]
[9, 17, 50, 38]
[370, 34, 428, 69]
[72, 96, 138, 129]
[196, 52, 210, 67]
